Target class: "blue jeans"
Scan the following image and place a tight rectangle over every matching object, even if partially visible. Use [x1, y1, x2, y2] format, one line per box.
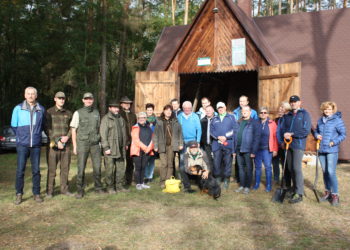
[144, 156, 155, 179]
[254, 150, 272, 177]
[15, 145, 41, 195]
[213, 147, 233, 178]
[319, 153, 339, 194]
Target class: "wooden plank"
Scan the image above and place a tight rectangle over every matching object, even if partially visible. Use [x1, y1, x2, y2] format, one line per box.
[259, 72, 299, 80]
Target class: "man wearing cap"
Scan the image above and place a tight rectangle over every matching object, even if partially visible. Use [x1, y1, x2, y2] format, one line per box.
[281, 95, 311, 204]
[70, 92, 103, 198]
[119, 96, 137, 186]
[210, 102, 238, 190]
[45, 91, 73, 198]
[100, 100, 128, 194]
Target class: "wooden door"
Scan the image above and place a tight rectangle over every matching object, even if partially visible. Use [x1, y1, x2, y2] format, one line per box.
[134, 71, 179, 115]
[258, 62, 301, 119]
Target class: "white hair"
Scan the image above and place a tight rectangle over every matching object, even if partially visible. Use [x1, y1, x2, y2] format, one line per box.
[25, 86, 37, 96]
[182, 101, 192, 108]
[242, 105, 251, 111]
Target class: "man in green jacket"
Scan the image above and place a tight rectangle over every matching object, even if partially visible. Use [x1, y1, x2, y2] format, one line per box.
[100, 100, 128, 194]
[70, 92, 103, 198]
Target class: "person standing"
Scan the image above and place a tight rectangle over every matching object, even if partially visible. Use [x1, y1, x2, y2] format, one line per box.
[282, 95, 311, 204]
[12, 87, 45, 205]
[119, 96, 137, 186]
[235, 106, 261, 194]
[45, 91, 73, 198]
[253, 107, 278, 192]
[196, 97, 217, 119]
[130, 112, 154, 190]
[210, 102, 238, 190]
[144, 103, 157, 183]
[314, 101, 346, 206]
[154, 105, 183, 188]
[200, 105, 215, 172]
[177, 101, 202, 192]
[100, 100, 128, 194]
[71, 92, 103, 198]
[171, 98, 183, 117]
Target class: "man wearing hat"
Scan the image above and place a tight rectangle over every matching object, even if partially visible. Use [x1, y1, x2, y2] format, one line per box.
[281, 95, 311, 204]
[45, 91, 73, 198]
[100, 100, 128, 194]
[70, 92, 103, 198]
[119, 96, 137, 186]
[210, 102, 238, 190]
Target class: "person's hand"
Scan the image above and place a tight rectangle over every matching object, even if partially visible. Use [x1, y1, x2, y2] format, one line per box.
[250, 154, 255, 158]
[272, 151, 278, 157]
[201, 170, 209, 179]
[60, 136, 69, 143]
[57, 141, 64, 150]
[154, 148, 158, 152]
[179, 146, 183, 151]
[105, 149, 111, 155]
[218, 136, 227, 143]
[317, 135, 322, 140]
[144, 148, 150, 154]
[284, 133, 292, 140]
[329, 141, 334, 147]
[73, 146, 77, 155]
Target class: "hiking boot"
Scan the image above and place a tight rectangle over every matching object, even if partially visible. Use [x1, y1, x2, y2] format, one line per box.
[289, 194, 303, 204]
[160, 184, 166, 189]
[331, 194, 340, 206]
[136, 184, 143, 190]
[235, 186, 244, 193]
[285, 189, 294, 199]
[75, 191, 84, 199]
[223, 178, 230, 190]
[320, 190, 331, 202]
[34, 195, 43, 203]
[46, 193, 53, 199]
[14, 194, 22, 205]
[107, 189, 117, 194]
[243, 188, 250, 194]
[141, 183, 150, 189]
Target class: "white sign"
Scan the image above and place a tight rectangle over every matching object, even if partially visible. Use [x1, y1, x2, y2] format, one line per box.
[232, 38, 246, 66]
[197, 57, 211, 66]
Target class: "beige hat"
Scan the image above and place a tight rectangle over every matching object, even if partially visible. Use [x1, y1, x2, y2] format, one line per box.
[83, 92, 94, 99]
[216, 102, 226, 109]
[55, 91, 66, 98]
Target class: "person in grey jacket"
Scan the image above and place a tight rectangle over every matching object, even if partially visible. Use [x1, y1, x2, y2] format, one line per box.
[314, 101, 346, 206]
[154, 105, 183, 188]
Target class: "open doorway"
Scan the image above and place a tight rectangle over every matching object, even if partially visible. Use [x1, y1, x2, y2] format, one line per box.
[179, 71, 258, 112]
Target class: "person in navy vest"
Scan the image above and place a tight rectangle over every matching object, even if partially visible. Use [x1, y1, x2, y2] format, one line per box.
[314, 101, 346, 206]
[11, 87, 45, 205]
[281, 95, 311, 204]
[210, 102, 238, 190]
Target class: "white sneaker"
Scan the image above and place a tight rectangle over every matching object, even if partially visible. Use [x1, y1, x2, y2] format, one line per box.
[235, 186, 244, 193]
[243, 188, 250, 194]
[141, 183, 150, 189]
[136, 184, 143, 190]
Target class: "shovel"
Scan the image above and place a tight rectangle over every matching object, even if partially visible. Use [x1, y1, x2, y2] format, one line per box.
[313, 139, 321, 203]
[272, 138, 292, 203]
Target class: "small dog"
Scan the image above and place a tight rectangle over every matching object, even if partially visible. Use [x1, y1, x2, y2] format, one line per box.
[189, 165, 221, 200]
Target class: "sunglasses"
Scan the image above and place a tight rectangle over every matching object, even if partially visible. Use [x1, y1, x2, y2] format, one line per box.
[260, 112, 268, 114]
[58, 97, 65, 100]
[83, 97, 93, 100]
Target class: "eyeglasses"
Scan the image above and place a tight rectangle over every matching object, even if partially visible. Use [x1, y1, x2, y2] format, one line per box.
[260, 112, 268, 114]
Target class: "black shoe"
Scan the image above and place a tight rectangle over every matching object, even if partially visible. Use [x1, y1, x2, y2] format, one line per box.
[320, 190, 331, 202]
[184, 189, 195, 193]
[285, 189, 294, 199]
[289, 194, 303, 204]
[34, 195, 43, 203]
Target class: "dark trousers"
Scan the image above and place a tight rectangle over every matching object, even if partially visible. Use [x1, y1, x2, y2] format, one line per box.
[76, 143, 102, 192]
[234, 156, 239, 182]
[15, 145, 41, 195]
[273, 148, 292, 187]
[125, 147, 134, 185]
[213, 147, 233, 178]
[202, 144, 214, 172]
[159, 146, 175, 185]
[104, 156, 125, 190]
[133, 153, 150, 184]
[286, 148, 304, 195]
[47, 146, 71, 194]
[237, 152, 253, 188]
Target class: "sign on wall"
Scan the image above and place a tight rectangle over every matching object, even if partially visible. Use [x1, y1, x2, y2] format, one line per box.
[197, 57, 211, 66]
[232, 38, 246, 66]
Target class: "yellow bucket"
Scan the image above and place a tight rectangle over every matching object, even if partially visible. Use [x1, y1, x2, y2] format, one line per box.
[162, 176, 181, 193]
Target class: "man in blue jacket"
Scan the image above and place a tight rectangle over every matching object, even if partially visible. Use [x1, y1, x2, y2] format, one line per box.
[210, 102, 238, 190]
[177, 101, 202, 192]
[235, 106, 261, 194]
[282, 95, 311, 204]
[11, 87, 45, 205]
[232, 95, 258, 121]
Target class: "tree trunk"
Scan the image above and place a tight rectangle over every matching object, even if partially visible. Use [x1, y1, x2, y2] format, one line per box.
[99, 0, 107, 116]
[278, 0, 282, 15]
[184, 0, 189, 25]
[258, 0, 262, 16]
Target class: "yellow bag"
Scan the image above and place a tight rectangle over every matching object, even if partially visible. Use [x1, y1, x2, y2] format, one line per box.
[162, 176, 181, 193]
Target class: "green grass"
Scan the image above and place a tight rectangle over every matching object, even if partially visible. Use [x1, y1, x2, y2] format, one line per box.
[1, 149, 350, 249]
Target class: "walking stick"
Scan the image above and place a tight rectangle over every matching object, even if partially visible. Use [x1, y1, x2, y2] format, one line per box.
[272, 138, 292, 203]
[313, 139, 321, 203]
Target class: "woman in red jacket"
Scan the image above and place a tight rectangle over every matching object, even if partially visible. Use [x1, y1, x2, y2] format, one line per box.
[253, 107, 278, 192]
[130, 112, 154, 190]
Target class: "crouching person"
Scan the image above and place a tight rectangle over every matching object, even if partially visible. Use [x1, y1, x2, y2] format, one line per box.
[130, 112, 154, 190]
[100, 100, 128, 194]
[182, 141, 210, 193]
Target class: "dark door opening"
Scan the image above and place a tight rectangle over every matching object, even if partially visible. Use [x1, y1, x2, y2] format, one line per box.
[180, 71, 258, 112]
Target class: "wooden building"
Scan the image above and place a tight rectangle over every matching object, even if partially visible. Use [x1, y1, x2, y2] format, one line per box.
[135, 0, 350, 159]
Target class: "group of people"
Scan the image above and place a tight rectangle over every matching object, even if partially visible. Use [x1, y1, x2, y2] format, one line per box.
[11, 87, 346, 207]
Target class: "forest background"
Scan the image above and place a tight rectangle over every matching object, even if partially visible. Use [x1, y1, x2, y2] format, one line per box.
[0, 0, 349, 124]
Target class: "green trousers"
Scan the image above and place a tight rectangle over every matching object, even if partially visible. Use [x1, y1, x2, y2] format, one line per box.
[104, 156, 126, 190]
[76, 143, 102, 192]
